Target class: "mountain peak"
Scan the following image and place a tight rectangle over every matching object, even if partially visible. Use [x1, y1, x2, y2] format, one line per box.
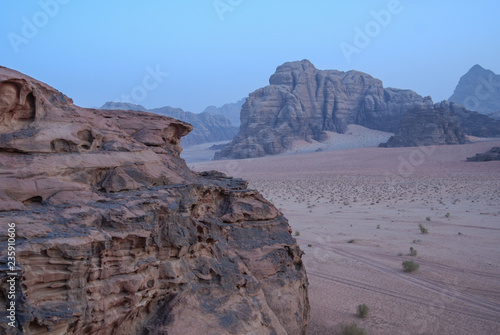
[449, 65, 500, 114]
[469, 64, 486, 73]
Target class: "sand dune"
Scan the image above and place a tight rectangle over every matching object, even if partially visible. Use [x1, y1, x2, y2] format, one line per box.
[192, 140, 500, 335]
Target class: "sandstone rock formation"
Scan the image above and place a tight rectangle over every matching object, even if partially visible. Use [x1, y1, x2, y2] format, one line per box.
[203, 99, 245, 127]
[449, 64, 500, 115]
[466, 147, 500, 162]
[449, 102, 500, 137]
[0, 66, 309, 335]
[215, 60, 432, 159]
[380, 103, 466, 147]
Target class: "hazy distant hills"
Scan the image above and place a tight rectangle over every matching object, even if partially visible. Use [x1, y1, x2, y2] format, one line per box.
[449, 64, 500, 119]
[100, 102, 238, 146]
[203, 99, 245, 127]
[215, 59, 433, 159]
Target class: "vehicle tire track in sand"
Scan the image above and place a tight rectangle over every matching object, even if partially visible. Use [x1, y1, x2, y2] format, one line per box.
[365, 249, 500, 281]
[307, 270, 500, 325]
[302, 237, 500, 323]
[328, 244, 500, 313]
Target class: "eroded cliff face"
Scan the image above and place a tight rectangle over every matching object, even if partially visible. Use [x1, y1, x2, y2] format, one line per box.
[215, 59, 432, 159]
[0, 66, 309, 335]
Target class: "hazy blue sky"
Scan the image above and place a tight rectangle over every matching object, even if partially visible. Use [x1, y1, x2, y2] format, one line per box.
[2, 1, 500, 113]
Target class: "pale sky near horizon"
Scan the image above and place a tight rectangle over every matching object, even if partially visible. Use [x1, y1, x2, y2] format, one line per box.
[1, 1, 500, 113]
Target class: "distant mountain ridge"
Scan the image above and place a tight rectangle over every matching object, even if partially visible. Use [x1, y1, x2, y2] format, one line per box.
[449, 64, 500, 117]
[100, 102, 238, 146]
[203, 98, 245, 126]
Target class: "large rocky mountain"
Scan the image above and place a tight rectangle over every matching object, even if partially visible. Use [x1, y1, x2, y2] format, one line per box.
[0, 66, 309, 334]
[449, 64, 500, 117]
[215, 60, 433, 159]
[203, 98, 245, 127]
[100, 102, 239, 146]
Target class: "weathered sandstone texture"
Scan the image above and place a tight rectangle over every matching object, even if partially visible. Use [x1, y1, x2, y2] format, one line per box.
[215, 59, 433, 159]
[0, 66, 309, 335]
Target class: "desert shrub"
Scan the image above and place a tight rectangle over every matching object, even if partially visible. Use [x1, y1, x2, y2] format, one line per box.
[356, 304, 369, 318]
[426, 216, 431, 221]
[376, 224, 381, 229]
[409, 247, 417, 256]
[337, 323, 368, 335]
[348, 239, 356, 244]
[402, 260, 420, 272]
[445, 212, 450, 218]
[294, 231, 300, 236]
[419, 224, 428, 234]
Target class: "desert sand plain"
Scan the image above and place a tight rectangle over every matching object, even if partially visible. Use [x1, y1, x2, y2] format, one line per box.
[189, 138, 500, 335]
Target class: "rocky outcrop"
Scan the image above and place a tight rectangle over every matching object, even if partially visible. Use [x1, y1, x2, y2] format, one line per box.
[380, 103, 466, 147]
[467, 147, 500, 162]
[450, 102, 500, 137]
[0, 66, 309, 335]
[203, 99, 245, 127]
[449, 64, 500, 115]
[215, 60, 432, 159]
[100, 103, 239, 147]
[380, 101, 500, 147]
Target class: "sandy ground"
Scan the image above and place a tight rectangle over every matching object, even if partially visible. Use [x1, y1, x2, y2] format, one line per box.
[287, 125, 393, 155]
[191, 139, 500, 335]
[180, 140, 230, 163]
[180, 125, 393, 164]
